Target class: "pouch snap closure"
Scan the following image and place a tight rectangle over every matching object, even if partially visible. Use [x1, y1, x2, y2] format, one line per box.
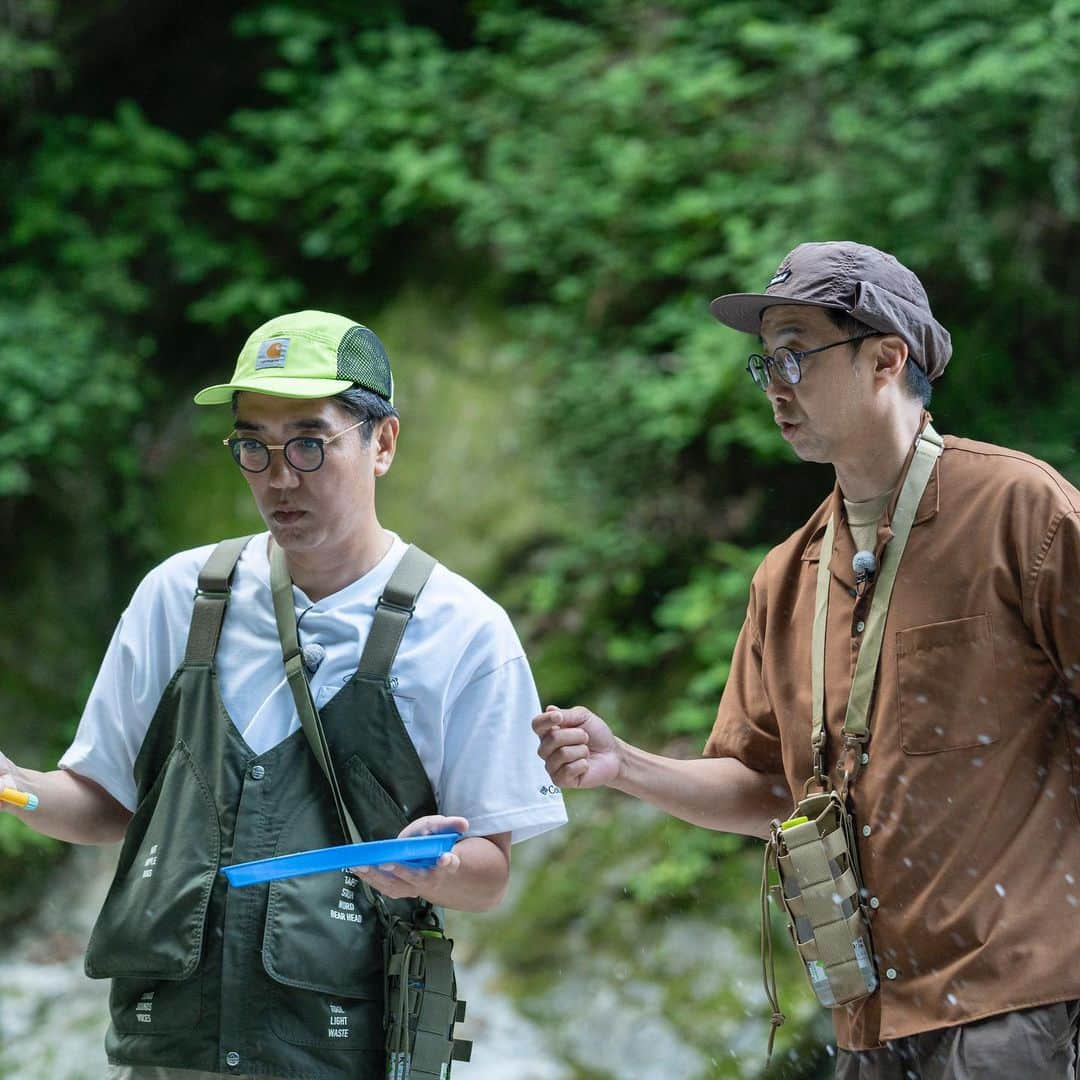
[862, 825, 872, 837]
[885, 967, 898, 980]
[225, 1051, 241, 1067]
[869, 896, 880, 909]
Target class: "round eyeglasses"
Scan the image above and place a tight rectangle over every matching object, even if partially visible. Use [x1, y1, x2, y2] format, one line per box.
[746, 334, 879, 391]
[224, 419, 371, 473]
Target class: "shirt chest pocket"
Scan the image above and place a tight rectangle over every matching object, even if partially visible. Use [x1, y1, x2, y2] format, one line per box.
[895, 613, 1000, 754]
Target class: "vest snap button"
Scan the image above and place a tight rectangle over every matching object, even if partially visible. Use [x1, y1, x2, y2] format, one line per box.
[862, 825, 872, 837]
[225, 1051, 241, 1067]
[855, 620, 866, 633]
[869, 896, 880, 909]
[251, 765, 265, 780]
[885, 967, 898, 980]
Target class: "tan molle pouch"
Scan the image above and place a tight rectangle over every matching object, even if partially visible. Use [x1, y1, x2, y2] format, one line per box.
[768, 791, 877, 1008]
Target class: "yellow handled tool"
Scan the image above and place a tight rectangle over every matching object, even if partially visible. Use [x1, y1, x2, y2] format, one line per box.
[0, 787, 38, 811]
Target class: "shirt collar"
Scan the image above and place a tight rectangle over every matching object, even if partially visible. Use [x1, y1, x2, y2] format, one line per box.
[800, 412, 941, 570]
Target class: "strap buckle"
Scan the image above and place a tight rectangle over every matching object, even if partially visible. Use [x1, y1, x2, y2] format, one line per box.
[838, 732, 869, 795]
[195, 587, 230, 600]
[809, 730, 828, 790]
[376, 596, 415, 616]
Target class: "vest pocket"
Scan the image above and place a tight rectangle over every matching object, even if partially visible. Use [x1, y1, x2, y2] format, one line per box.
[266, 980, 385, 1051]
[344, 752, 410, 840]
[896, 614, 1000, 754]
[85, 741, 220, 981]
[109, 975, 204, 1035]
[262, 791, 388, 1051]
[262, 792, 385, 995]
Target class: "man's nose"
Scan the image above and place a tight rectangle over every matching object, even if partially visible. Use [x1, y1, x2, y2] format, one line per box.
[764, 375, 793, 405]
[266, 450, 301, 488]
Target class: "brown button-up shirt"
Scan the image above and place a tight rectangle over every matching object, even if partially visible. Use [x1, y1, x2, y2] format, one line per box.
[705, 426, 1080, 1050]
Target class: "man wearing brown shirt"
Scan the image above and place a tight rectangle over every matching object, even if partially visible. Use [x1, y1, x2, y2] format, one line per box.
[533, 242, 1080, 1078]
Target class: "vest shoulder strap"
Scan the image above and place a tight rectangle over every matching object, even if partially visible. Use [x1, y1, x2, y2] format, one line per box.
[184, 536, 252, 665]
[357, 544, 438, 680]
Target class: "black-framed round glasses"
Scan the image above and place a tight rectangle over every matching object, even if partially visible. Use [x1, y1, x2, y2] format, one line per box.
[745, 334, 879, 391]
[224, 419, 371, 473]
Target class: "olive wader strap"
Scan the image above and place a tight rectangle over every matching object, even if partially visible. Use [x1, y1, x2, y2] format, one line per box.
[357, 545, 439, 680]
[809, 423, 944, 793]
[184, 536, 252, 664]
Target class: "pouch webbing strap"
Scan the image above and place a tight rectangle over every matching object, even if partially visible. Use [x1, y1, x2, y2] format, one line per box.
[810, 424, 944, 784]
[357, 545, 437, 680]
[785, 868, 859, 925]
[184, 536, 252, 665]
[760, 841, 785, 1064]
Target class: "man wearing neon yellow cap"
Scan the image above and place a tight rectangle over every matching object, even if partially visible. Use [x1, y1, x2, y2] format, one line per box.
[0, 310, 567, 1079]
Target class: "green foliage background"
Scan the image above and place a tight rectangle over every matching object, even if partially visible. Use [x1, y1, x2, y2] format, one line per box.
[1, 1, 1078, 1075]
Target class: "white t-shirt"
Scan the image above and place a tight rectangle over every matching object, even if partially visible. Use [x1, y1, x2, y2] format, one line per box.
[61, 533, 566, 844]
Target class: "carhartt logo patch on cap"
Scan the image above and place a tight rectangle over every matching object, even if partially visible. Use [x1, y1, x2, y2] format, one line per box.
[255, 337, 290, 369]
[767, 267, 793, 289]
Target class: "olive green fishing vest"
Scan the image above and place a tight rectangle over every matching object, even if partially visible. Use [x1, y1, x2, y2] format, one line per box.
[85, 536, 439, 1078]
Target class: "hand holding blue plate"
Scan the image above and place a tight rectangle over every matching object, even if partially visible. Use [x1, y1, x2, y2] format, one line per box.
[221, 832, 461, 888]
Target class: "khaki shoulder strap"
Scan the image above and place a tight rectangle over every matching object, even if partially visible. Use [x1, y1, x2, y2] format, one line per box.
[183, 536, 252, 665]
[810, 425, 944, 788]
[268, 541, 361, 848]
[268, 540, 439, 927]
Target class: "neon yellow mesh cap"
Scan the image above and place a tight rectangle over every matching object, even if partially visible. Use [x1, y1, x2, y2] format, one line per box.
[194, 310, 394, 405]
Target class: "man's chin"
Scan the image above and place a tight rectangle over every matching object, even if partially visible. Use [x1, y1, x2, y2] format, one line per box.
[265, 514, 318, 549]
[786, 433, 828, 464]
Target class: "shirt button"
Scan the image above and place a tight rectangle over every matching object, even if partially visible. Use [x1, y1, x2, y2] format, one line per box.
[885, 967, 898, 980]
[869, 896, 880, 909]
[855, 620, 866, 634]
[862, 825, 872, 837]
[225, 1051, 241, 1067]
[250, 765, 265, 780]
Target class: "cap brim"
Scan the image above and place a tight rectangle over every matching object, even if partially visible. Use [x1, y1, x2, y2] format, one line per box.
[193, 376, 356, 405]
[709, 293, 829, 335]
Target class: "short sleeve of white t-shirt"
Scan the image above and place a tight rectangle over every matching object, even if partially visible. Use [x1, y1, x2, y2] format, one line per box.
[60, 534, 567, 844]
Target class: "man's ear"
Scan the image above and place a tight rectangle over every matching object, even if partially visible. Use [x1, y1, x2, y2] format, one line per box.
[373, 415, 399, 477]
[873, 334, 909, 384]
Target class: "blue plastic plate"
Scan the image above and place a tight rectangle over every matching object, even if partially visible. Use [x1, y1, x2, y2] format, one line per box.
[220, 832, 461, 888]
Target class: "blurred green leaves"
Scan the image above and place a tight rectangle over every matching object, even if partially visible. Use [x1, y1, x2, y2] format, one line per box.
[3, 0, 1077, 766]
